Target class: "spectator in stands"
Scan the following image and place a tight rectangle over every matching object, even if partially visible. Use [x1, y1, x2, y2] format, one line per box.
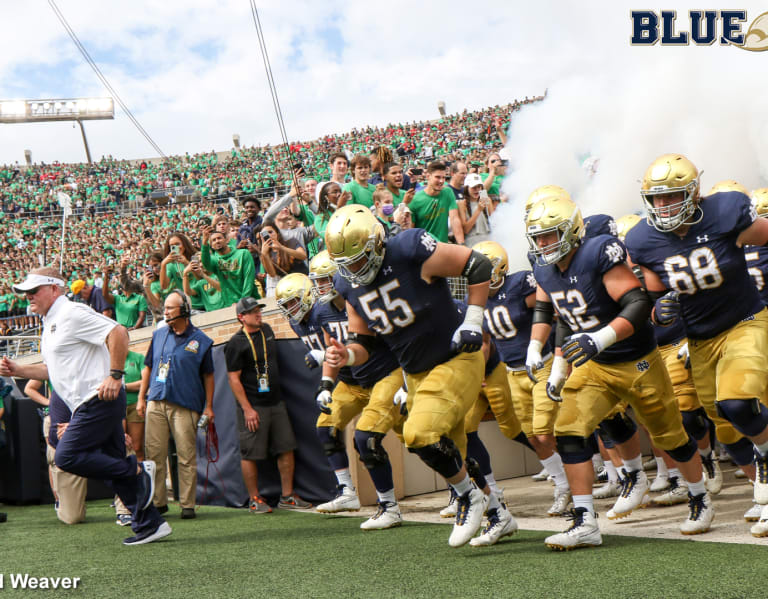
[183, 258, 224, 312]
[159, 233, 196, 297]
[259, 221, 308, 296]
[71, 279, 115, 319]
[137, 290, 214, 519]
[199, 227, 256, 306]
[224, 297, 312, 512]
[368, 146, 394, 185]
[237, 198, 262, 247]
[408, 161, 464, 244]
[372, 185, 399, 233]
[481, 153, 508, 203]
[382, 162, 415, 206]
[328, 152, 349, 188]
[344, 155, 377, 208]
[457, 173, 494, 247]
[102, 258, 147, 330]
[447, 161, 469, 201]
[141, 252, 164, 317]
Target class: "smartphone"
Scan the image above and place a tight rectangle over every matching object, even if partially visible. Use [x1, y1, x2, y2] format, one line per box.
[411, 168, 423, 176]
[500, 159, 509, 167]
[191, 255, 200, 264]
[409, 180, 419, 191]
[171, 246, 180, 254]
[261, 230, 271, 240]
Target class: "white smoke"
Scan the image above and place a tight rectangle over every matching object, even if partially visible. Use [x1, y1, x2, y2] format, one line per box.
[494, 5, 768, 271]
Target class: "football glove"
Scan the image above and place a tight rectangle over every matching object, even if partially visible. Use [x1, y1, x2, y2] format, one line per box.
[451, 304, 484, 353]
[545, 356, 568, 402]
[304, 349, 325, 369]
[677, 341, 690, 369]
[315, 377, 334, 415]
[562, 326, 617, 367]
[525, 340, 545, 383]
[393, 387, 408, 416]
[654, 290, 680, 326]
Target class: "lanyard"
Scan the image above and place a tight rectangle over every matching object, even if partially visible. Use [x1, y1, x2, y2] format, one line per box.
[244, 328, 268, 378]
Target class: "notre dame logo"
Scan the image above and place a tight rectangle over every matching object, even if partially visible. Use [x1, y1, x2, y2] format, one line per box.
[636, 360, 650, 372]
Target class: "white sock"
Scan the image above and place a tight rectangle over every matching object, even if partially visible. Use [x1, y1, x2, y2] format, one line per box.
[487, 492, 501, 512]
[604, 462, 619, 484]
[698, 446, 713, 459]
[572, 494, 594, 513]
[485, 473, 500, 495]
[591, 453, 604, 469]
[542, 453, 569, 490]
[687, 478, 706, 496]
[655, 457, 668, 477]
[668, 467, 681, 481]
[335, 469, 353, 489]
[377, 488, 396, 505]
[623, 455, 643, 473]
[754, 440, 768, 457]
[451, 474, 473, 496]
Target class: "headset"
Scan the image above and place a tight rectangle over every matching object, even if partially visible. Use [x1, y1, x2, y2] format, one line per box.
[166, 288, 190, 322]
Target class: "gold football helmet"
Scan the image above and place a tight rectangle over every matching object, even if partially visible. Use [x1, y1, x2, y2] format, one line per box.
[275, 273, 314, 324]
[615, 214, 643, 242]
[308, 250, 339, 304]
[525, 185, 570, 220]
[472, 241, 508, 290]
[325, 204, 385, 285]
[708, 180, 749, 196]
[640, 153, 701, 232]
[525, 193, 584, 266]
[752, 188, 768, 218]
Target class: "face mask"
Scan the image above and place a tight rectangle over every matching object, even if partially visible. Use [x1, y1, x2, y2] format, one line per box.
[381, 204, 395, 216]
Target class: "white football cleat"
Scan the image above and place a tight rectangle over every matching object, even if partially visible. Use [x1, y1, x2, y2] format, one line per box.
[734, 468, 747, 479]
[652, 476, 689, 506]
[439, 488, 458, 518]
[360, 502, 402, 530]
[532, 468, 549, 482]
[701, 454, 723, 495]
[545, 508, 602, 551]
[593, 481, 621, 499]
[607, 493, 650, 520]
[745, 501, 762, 522]
[316, 485, 361, 513]
[750, 504, 768, 538]
[608, 470, 649, 519]
[753, 451, 768, 504]
[448, 487, 488, 548]
[547, 489, 572, 517]
[649, 473, 671, 492]
[680, 492, 714, 535]
[469, 506, 518, 546]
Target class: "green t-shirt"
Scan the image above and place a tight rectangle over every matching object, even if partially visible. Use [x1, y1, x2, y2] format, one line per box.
[481, 173, 504, 197]
[189, 276, 225, 312]
[124, 350, 144, 406]
[344, 180, 376, 208]
[162, 261, 185, 295]
[409, 187, 458, 243]
[392, 189, 406, 206]
[114, 292, 148, 328]
[200, 246, 256, 308]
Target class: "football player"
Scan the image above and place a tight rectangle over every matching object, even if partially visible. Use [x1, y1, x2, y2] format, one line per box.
[525, 191, 711, 551]
[307, 252, 406, 530]
[624, 155, 768, 538]
[275, 273, 362, 514]
[473, 241, 572, 517]
[744, 189, 768, 307]
[323, 204, 495, 548]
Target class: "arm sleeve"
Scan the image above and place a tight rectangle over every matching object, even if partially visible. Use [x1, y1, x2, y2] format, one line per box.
[201, 243, 214, 272]
[239, 250, 256, 299]
[263, 192, 294, 222]
[720, 192, 757, 235]
[397, 228, 438, 265]
[520, 271, 537, 296]
[138, 295, 148, 312]
[595, 237, 629, 275]
[70, 303, 118, 345]
[224, 336, 244, 372]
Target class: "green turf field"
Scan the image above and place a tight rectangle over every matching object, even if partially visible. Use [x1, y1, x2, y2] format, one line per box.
[1, 500, 767, 599]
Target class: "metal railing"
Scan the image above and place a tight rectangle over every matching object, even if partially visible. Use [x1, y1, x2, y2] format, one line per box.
[0, 335, 41, 358]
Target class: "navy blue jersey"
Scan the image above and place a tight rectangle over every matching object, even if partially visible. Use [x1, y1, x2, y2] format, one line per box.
[313, 300, 399, 388]
[535, 235, 656, 364]
[745, 244, 768, 306]
[335, 228, 461, 374]
[454, 300, 499, 376]
[625, 193, 762, 340]
[289, 304, 355, 385]
[584, 214, 617, 239]
[478, 271, 552, 368]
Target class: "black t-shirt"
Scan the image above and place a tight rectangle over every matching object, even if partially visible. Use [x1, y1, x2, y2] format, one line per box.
[224, 323, 281, 406]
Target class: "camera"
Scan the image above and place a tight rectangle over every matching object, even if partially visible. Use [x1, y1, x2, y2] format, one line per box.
[500, 159, 509, 167]
[198, 216, 211, 226]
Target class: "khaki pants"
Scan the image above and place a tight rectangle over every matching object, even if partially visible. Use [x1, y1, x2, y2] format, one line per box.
[45, 416, 86, 525]
[145, 400, 199, 509]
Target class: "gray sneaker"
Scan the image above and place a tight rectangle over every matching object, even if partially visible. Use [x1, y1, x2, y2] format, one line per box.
[249, 496, 273, 514]
[278, 494, 313, 510]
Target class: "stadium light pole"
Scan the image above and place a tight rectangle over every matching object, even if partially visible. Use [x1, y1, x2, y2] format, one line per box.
[0, 97, 114, 164]
[437, 101, 446, 117]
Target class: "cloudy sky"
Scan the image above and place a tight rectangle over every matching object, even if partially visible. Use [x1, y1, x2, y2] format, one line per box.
[2, 1, 768, 252]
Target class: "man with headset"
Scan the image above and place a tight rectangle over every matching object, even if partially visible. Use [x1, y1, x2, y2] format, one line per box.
[137, 290, 215, 519]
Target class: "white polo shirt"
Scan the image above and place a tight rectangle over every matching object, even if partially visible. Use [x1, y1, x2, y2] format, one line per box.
[41, 296, 118, 414]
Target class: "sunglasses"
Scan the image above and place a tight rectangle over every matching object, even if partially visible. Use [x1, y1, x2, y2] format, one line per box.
[25, 286, 43, 296]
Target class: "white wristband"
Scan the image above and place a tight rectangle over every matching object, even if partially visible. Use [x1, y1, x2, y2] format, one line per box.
[593, 326, 618, 351]
[528, 339, 544, 354]
[464, 304, 484, 328]
[346, 348, 356, 366]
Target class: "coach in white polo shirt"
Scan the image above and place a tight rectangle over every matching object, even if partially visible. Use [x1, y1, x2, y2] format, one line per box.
[0, 267, 170, 546]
